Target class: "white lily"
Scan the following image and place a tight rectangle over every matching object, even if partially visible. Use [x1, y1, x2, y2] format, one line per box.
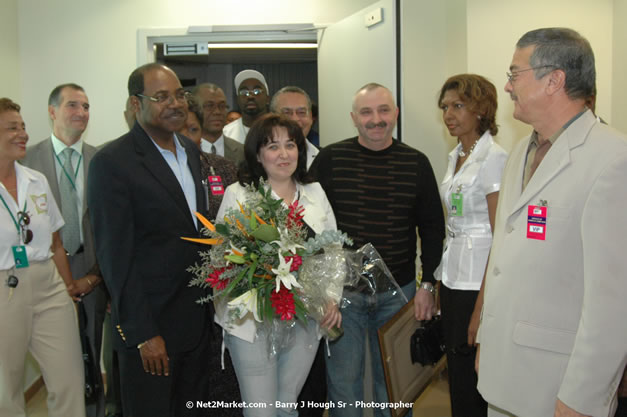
[271, 256, 302, 292]
[227, 289, 261, 322]
[227, 241, 246, 257]
[271, 227, 305, 254]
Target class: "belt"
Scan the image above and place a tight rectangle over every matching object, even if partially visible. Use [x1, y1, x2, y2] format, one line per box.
[446, 224, 491, 238]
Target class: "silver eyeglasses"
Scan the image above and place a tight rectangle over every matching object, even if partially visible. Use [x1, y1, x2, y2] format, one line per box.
[136, 90, 189, 104]
[280, 108, 309, 118]
[238, 88, 264, 97]
[506, 65, 555, 83]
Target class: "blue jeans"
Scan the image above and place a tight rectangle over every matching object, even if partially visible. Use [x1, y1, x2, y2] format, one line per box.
[326, 281, 416, 417]
[225, 319, 319, 417]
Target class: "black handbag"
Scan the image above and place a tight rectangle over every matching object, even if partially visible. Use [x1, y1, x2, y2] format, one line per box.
[77, 300, 101, 403]
[410, 315, 445, 366]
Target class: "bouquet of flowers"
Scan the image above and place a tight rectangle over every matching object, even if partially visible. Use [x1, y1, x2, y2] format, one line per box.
[184, 180, 352, 332]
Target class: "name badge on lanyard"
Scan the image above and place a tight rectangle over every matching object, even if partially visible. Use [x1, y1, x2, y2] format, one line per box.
[208, 175, 224, 196]
[12, 245, 29, 268]
[451, 193, 463, 216]
[527, 205, 547, 240]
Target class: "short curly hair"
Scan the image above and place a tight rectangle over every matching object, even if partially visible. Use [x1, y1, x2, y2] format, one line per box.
[438, 74, 498, 136]
[0, 98, 21, 114]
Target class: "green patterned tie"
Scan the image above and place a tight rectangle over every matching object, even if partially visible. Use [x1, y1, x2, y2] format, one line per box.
[59, 148, 80, 254]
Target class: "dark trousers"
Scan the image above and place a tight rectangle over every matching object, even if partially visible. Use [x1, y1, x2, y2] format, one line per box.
[616, 397, 627, 417]
[117, 327, 211, 417]
[297, 341, 327, 417]
[103, 312, 123, 416]
[69, 251, 107, 417]
[440, 284, 487, 417]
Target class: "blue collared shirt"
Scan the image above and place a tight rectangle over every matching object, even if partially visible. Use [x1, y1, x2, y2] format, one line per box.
[149, 134, 198, 229]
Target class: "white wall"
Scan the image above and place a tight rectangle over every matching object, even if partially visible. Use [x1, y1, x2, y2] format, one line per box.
[1, 0, 20, 101]
[402, 0, 619, 181]
[401, 0, 467, 181]
[467, 0, 615, 153]
[16, 0, 377, 146]
[12, 0, 624, 156]
[612, 0, 627, 134]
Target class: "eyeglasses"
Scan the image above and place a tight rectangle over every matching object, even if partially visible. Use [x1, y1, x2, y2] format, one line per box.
[238, 88, 265, 97]
[280, 108, 309, 118]
[202, 102, 229, 112]
[17, 211, 33, 244]
[136, 90, 189, 104]
[506, 65, 555, 83]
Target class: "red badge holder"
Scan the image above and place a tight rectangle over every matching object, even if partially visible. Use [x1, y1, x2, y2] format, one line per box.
[527, 205, 547, 240]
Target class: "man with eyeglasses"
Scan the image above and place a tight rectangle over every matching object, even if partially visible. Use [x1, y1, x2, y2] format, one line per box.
[223, 69, 270, 144]
[476, 28, 627, 417]
[87, 63, 211, 417]
[270, 86, 319, 169]
[191, 83, 244, 166]
[22, 83, 107, 417]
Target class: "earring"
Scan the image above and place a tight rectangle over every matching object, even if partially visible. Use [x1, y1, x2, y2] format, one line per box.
[477, 115, 481, 120]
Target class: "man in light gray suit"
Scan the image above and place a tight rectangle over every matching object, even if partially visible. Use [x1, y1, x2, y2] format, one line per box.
[191, 83, 244, 167]
[476, 28, 627, 417]
[22, 83, 106, 417]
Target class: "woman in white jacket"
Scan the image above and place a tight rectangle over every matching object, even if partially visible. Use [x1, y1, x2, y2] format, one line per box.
[435, 74, 507, 417]
[215, 113, 340, 417]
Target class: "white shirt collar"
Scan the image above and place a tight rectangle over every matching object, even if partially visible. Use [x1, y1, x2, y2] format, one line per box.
[51, 133, 83, 156]
[200, 134, 224, 155]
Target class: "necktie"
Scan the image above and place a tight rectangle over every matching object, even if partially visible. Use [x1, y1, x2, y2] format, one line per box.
[59, 148, 80, 254]
[211, 144, 217, 155]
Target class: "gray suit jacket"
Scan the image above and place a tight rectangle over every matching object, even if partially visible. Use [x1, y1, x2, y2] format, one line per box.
[224, 135, 244, 168]
[477, 110, 627, 417]
[22, 137, 98, 275]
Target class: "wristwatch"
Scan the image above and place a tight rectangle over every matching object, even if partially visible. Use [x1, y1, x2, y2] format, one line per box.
[419, 281, 435, 295]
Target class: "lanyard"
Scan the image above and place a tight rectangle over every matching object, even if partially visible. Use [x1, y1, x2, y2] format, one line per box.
[54, 150, 82, 190]
[0, 192, 27, 237]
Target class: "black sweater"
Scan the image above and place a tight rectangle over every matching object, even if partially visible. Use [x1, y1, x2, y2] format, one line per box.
[310, 137, 445, 286]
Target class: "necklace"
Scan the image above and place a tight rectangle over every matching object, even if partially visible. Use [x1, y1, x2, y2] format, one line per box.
[458, 139, 479, 158]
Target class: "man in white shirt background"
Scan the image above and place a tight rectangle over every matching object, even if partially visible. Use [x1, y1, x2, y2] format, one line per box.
[270, 86, 320, 169]
[222, 69, 270, 144]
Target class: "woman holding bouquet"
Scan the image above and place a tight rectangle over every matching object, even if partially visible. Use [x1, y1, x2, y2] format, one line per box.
[215, 113, 341, 417]
[435, 74, 507, 417]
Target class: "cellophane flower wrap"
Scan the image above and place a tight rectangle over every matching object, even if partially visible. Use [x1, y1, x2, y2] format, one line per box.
[187, 180, 352, 351]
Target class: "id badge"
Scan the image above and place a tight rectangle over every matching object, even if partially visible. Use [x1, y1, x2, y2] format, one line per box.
[451, 193, 463, 216]
[527, 205, 547, 240]
[208, 175, 224, 196]
[12, 245, 29, 269]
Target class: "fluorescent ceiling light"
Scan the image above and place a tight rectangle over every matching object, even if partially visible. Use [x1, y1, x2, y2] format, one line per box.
[207, 43, 317, 49]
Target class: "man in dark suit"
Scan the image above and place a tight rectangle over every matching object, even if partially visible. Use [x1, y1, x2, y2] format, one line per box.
[22, 83, 107, 417]
[88, 63, 211, 417]
[191, 83, 244, 167]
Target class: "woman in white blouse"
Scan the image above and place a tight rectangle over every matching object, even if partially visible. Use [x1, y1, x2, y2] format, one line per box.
[0, 98, 85, 416]
[215, 113, 340, 417]
[435, 75, 507, 417]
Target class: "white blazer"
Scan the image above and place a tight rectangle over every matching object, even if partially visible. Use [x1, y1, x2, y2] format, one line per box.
[477, 110, 627, 417]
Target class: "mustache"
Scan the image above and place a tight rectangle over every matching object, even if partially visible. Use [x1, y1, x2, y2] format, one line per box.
[166, 109, 186, 118]
[510, 93, 518, 101]
[365, 121, 387, 129]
